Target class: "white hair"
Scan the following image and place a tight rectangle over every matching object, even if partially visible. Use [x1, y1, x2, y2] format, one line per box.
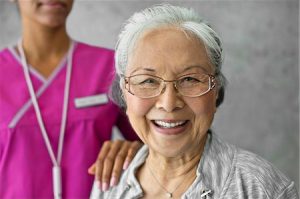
[112, 4, 227, 108]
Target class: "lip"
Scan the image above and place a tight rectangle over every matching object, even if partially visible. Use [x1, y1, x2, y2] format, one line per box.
[150, 120, 189, 136]
[38, 1, 66, 9]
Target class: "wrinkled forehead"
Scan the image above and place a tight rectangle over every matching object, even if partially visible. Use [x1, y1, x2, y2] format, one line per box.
[133, 26, 203, 52]
[126, 26, 214, 75]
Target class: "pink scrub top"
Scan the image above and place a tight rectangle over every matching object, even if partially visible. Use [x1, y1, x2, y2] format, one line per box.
[0, 42, 138, 199]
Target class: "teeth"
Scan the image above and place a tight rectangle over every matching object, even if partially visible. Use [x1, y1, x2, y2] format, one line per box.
[154, 120, 186, 128]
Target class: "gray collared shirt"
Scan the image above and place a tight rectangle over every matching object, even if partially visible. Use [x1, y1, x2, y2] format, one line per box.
[90, 132, 298, 199]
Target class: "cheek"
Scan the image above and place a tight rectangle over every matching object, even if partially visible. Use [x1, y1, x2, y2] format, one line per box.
[194, 98, 216, 115]
[190, 90, 217, 115]
[18, 2, 33, 17]
[187, 93, 217, 136]
[124, 92, 154, 141]
[125, 93, 152, 117]
[67, 0, 74, 7]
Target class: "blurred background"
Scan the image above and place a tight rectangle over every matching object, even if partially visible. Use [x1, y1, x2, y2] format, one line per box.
[0, 0, 299, 190]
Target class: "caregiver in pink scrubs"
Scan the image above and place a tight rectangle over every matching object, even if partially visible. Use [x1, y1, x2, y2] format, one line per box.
[0, 0, 141, 198]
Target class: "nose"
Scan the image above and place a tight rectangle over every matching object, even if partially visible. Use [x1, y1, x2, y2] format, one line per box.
[155, 82, 185, 112]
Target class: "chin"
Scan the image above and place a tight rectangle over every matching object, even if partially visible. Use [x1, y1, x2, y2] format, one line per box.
[155, 146, 190, 158]
[39, 15, 68, 28]
[149, 137, 193, 158]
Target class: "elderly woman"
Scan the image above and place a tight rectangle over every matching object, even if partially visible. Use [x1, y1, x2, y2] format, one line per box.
[91, 4, 298, 199]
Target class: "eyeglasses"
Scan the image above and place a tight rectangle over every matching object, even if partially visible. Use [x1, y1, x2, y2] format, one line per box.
[123, 73, 216, 99]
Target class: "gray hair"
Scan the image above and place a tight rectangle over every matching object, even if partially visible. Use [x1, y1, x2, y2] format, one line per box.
[111, 4, 227, 108]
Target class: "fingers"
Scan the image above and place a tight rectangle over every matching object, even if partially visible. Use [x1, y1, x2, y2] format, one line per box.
[90, 140, 143, 192]
[88, 164, 96, 175]
[100, 140, 123, 191]
[122, 141, 143, 170]
[109, 142, 131, 187]
[94, 140, 112, 190]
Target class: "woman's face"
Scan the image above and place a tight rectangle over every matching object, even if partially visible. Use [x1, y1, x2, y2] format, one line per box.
[124, 27, 218, 158]
[17, 0, 73, 28]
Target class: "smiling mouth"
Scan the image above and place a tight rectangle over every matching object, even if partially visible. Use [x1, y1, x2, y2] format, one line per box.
[152, 120, 188, 129]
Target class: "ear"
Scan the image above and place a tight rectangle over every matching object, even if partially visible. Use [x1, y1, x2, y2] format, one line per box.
[122, 91, 128, 114]
[120, 82, 129, 113]
[213, 90, 218, 113]
[216, 86, 225, 108]
[120, 81, 126, 100]
[215, 87, 219, 102]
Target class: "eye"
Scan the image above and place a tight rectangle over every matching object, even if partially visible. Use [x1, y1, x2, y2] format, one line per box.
[178, 76, 202, 86]
[181, 76, 200, 83]
[139, 78, 158, 85]
[177, 74, 208, 87]
[130, 75, 161, 88]
[134, 77, 160, 87]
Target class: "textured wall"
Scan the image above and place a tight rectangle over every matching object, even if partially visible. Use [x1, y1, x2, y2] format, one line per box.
[0, 0, 299, 190]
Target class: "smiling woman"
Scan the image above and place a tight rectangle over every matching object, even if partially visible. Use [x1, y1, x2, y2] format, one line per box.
[123, 27, 218, 159]
[90, 4, 299, 199]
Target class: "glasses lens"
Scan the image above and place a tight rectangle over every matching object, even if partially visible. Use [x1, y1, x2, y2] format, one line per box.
[129, 75, 162, 98]
[177, 74, 210, 97]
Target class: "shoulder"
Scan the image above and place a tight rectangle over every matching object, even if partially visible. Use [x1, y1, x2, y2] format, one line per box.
[74, 41, 114, 57]
[0, 47, 13, 63]
[91, 146, 148, 199]
[71, 41, 116, 81]
[0, 46, 20, 74]
[224, 144, 298, 198]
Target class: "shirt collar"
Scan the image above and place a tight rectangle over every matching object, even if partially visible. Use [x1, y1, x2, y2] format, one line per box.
[119, 131, 236, 198]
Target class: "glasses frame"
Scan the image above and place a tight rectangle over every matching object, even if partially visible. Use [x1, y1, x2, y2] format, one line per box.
[123, 73, 216, 99]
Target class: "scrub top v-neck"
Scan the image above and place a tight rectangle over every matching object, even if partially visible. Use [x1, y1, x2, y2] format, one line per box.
[0, 42, 138, 199]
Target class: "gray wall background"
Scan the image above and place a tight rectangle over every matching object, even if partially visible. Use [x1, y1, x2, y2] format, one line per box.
[1, 0, 299, 190]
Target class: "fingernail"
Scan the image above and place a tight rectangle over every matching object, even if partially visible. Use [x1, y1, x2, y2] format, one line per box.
[123, 160, 129, 170]
[102, 182, 109, 191]
[96, 181, 102, 191]
[110, 177, 117, 187]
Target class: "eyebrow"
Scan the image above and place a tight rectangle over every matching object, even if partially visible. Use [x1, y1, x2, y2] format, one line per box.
[129, 65, 211, 75]
[181, 65, 210, 73]
[130, 67, 156, 75]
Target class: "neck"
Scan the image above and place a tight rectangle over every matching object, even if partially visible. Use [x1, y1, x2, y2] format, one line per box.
[22, 24, 70, 60]
[145, 134, 207, 179]
[20, 21, 71, 77]
[138, 144, 204, 199]
[146, 149, 201, 180]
